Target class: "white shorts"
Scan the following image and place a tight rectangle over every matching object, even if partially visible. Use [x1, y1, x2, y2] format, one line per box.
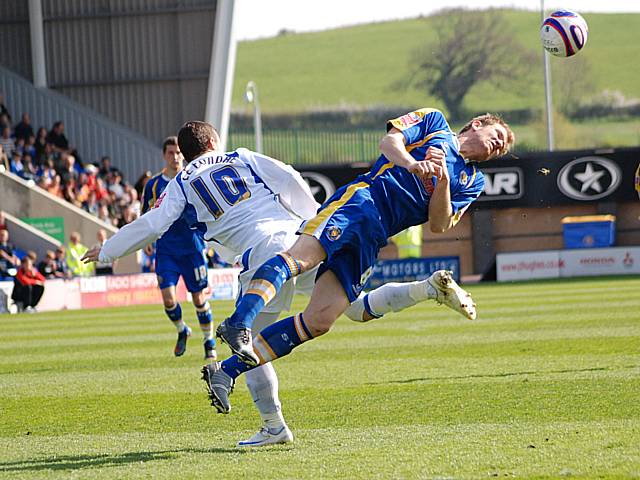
[237, 228, 317, 316]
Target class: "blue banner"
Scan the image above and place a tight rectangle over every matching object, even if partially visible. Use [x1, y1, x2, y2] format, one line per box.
[366, 256, 460, 290]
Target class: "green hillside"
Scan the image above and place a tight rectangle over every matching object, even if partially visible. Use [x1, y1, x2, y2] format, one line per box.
[232, 10, 640, 115]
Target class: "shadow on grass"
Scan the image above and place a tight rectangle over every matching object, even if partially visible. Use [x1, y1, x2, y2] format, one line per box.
[371, 365, 638, 385]
[0, 447, 255, 473]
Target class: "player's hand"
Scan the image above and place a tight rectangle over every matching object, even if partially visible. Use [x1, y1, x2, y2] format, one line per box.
[82, 245, 101, 264]
[425, 146, 448, 181]
[143, 243, 154, 256]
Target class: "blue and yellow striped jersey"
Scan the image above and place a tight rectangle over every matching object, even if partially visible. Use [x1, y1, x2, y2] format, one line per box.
[141, 171, 205, 255]
[362, 108, 484, 237]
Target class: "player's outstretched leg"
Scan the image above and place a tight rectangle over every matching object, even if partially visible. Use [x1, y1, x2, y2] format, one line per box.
[344, 270, 476, 321]
[165, 302, 191, 356]
[217, 253, 302, 365]
[239, 363, 293, 447]
[427, 270, 476, 320]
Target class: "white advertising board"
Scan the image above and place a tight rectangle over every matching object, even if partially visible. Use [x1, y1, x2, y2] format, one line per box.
[497, 250, 562, 282]
[560, 247, 640, 277]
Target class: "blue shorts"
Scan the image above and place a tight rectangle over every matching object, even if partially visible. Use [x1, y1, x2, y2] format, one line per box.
[299, 182, 387, 302]
[155, 250, 208, 293]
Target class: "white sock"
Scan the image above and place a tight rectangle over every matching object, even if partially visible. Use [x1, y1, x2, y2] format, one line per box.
[245, 363, 286, 431]
[344, 280, 436, 321]
[174, 320, 187, 332]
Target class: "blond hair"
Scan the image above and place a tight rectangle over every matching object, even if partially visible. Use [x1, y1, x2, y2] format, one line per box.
[459, 113, 515, 152]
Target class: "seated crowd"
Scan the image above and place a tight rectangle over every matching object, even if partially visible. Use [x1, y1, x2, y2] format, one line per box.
[0, 92, 144, 229]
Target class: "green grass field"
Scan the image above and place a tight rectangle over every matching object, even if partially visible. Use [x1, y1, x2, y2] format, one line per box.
[233, 11, 640, 113]
[1, 276, 639, 479]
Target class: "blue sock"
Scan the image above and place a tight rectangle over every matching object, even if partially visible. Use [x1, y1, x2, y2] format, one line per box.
[228, 253, 301, 329]
[196, 303, 215, 344]
[221, 313, 312, 379]
[165, 303, 182, 321]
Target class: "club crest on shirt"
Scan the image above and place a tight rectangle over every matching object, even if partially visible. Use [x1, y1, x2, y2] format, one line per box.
[326, 226, 342, 241]
[460, 171, 468, 185]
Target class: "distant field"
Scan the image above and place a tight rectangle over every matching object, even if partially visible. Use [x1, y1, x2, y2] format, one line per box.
[233, 11, 640, 114]
[1, 276, 639, 479]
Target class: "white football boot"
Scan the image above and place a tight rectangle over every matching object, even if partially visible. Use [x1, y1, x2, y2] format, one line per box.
[427, 270, 477, 320]
[237, 425, 294, 448]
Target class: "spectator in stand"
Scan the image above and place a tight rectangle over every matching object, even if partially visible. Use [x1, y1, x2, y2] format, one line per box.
[24, 134, 36, 160]
[127, 185, 141, 218]
[14, 113, 34, 142]
[11, 255, 45, 312]
[0, 229, 20, 279]
[58, 153, 79, 186]
[9, 151, 25, 178]
[63, 177, 80, 207]
[95, 229, 116, 275]
[117, 204, 138, 228]
[0, 113, 10, 131]
[46, 174, 63, 198]
[0, 92, 10, 123]
[54, 246, 71, 278]
[107, 171, 125, 200]
[0, 144, 8, 172]
[46, 121, 70, 155]
[66, 231, 94, 277]
[34, 127, 49, 164]
[21, 153, 37, 181]
[97, 204, 114, 226]
[134, 170, 152, 198]
[0, 126, 15, 158]
[38, 250, 64, 279]
[37, 156, 57, 183]
[99, 156, 119, 179]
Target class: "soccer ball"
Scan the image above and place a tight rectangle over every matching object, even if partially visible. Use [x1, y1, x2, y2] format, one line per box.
[540, 10, 588, 57]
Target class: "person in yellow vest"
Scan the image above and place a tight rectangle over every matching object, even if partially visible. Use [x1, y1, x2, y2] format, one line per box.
[66, 231, 95, 277]
[635, 163, 640, 200]
[392, 224, 423, 258]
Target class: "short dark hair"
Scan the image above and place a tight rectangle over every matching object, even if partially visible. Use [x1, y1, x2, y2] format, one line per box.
[178, 121, 220, 162]
[162, 135, 179, 154]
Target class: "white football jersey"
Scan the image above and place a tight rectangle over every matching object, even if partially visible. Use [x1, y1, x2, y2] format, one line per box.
[99, 148, 319, 263]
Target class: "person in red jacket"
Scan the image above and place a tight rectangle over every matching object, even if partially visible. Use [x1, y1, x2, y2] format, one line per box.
[11, 255, 45, 312]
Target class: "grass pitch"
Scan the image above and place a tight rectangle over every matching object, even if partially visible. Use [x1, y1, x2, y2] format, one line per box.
[0, 276, 639, 479]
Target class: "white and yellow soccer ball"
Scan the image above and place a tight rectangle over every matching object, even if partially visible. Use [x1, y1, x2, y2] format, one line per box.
[540, 10, 589, 57]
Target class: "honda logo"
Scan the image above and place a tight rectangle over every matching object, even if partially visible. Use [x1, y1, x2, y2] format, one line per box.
[557, 156, 621, 201]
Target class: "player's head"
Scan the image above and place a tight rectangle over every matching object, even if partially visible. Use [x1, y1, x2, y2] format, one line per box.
[178, 121, 221, 162]
[458, 114, 514, 162]
[162, 136, 183, 172]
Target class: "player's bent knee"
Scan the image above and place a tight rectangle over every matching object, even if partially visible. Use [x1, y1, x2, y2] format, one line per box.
[304, 309, 337, 337]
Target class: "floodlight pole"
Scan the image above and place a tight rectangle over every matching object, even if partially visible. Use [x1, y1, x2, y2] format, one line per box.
[205, 0, 238, 151]
[28, 0, 47, 88]
[245, 81, 263, 153]
[541, 0, 555, 151]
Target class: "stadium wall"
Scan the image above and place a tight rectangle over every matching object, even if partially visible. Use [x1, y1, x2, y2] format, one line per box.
[0, 170, 140, 274]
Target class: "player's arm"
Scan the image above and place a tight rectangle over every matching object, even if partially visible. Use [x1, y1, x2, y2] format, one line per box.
[243, 148, 319, 219]
[380, 128, 445, 179]
[428, 167, 454, 233]
[83, 179, 186, 263]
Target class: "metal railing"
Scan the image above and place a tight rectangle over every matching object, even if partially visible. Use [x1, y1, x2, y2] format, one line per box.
[228, 128, 382, 166]
[0, 65, 161, 182]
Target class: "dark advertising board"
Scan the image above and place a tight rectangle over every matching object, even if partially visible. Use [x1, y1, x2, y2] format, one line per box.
[299, 147, 640, 208]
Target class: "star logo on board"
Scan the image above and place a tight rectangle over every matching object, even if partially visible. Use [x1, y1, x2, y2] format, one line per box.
[573, 162, 605, 194]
